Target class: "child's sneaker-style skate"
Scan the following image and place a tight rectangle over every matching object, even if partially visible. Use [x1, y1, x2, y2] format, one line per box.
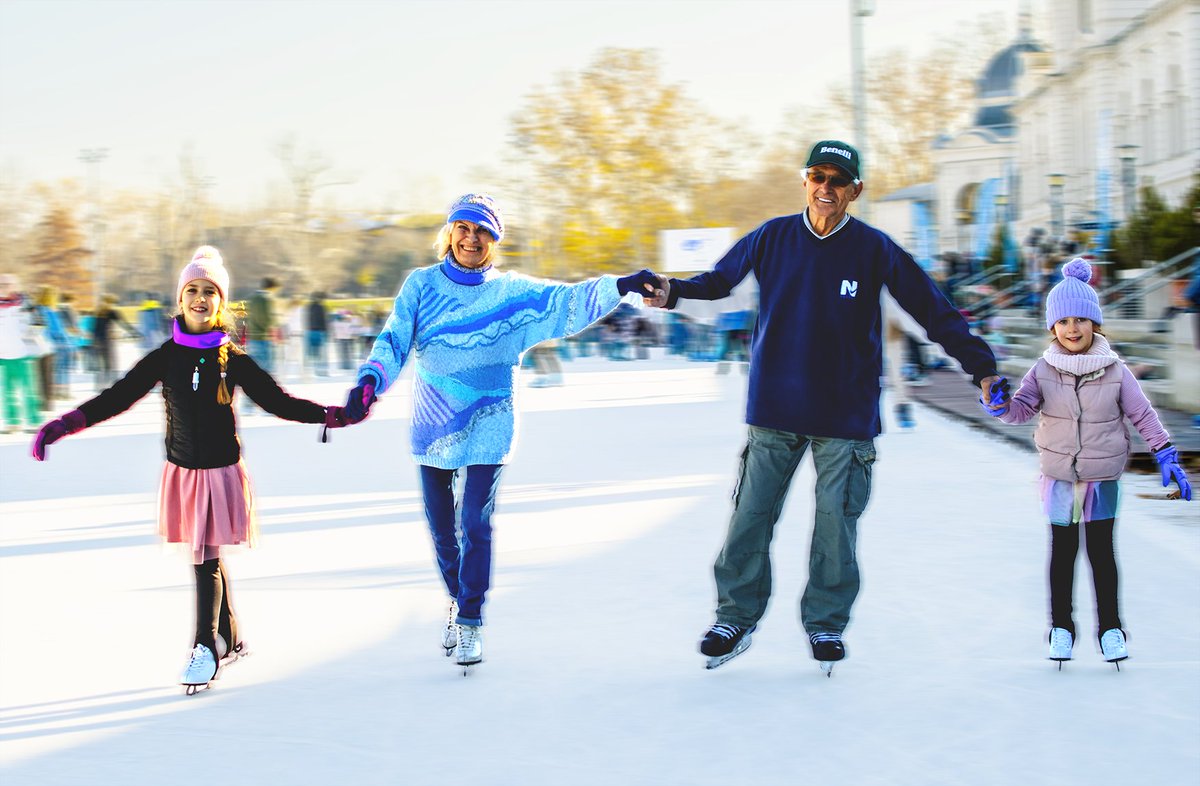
[180, 643, 218, 695]
[1048, 627, 1073, 668]
[454, 624, 483, 674]
[1099, 628, 1128, 669]
[699, 622, 755, 670]
[442, 600, 458, 657]
[809, 632, 846, 676]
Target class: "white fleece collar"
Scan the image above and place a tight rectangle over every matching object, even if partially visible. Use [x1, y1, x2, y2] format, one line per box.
[1042, 333, 1119, 376]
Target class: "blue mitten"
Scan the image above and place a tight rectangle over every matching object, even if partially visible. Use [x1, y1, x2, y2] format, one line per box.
[978, 377, 1010, 417]
[1153, 445, 1192, 501]
[616, 269, 661, 297]
[344, 377, 377, 424]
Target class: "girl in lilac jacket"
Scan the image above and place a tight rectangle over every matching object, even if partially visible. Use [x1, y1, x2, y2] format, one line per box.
[987, 258, 1191, 668]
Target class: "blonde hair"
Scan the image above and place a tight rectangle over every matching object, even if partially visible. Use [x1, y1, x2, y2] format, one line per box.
[434, 222, 499, 266]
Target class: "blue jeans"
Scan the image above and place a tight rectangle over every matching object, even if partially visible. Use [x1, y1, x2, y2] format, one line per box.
[714, 426, 876, 635]
[419, 464, 505, 626]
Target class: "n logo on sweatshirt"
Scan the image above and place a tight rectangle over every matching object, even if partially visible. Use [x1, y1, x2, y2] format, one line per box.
[840, 279, 858, 298]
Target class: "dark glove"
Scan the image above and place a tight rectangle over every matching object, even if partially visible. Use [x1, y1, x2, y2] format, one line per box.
[31, 409, 87, 461]
[319, 406, 351, 443]
[1154, 444, 1192, 501]
[616, 269, 661, 298]
[344, 378, 377, 424]
[978, 377, 1010, 417]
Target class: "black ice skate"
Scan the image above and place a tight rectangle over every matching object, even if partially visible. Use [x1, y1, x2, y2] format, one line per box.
[809, 632, 846, 677]
[699, 622, 755, 670]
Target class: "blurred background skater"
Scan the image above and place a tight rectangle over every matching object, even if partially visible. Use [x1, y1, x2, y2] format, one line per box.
[646, 140, 1003, 674]
[332, 308, 359, 372]
[48, 288, 79, 401]
[90, 293, 138, 389]
[342, 193, 663, 673]
[246, 276, 280, 374]
[30, 246, 356, 694]
[0, 274, 42, 433]
[284, 295, 307, 381]
[305, 291, 329, 378]
[30, 286, 64, 411]
[137, 295, 167, 351]
[984, 258, 1192, 669]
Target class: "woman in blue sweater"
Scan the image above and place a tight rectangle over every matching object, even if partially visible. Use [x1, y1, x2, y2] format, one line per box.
[344, 193, 659, 671]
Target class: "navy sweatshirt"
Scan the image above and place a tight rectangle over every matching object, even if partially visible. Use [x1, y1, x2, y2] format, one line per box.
[669, 214, 997, 440]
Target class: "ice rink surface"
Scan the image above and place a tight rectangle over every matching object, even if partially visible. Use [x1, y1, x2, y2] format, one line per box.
[2, 355, 1197, 786]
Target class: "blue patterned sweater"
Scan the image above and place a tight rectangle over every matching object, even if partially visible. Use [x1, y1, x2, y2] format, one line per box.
[359, 260, 625, 468]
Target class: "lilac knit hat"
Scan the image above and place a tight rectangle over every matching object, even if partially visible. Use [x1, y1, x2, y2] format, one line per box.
[177, 246, 230, 302]
[447, 193, 504, 243]
[1045, 257, 1102, 329]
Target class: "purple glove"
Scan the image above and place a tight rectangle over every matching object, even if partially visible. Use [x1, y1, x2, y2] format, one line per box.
[32, 409, 87, 461]
[319, 406, 351, 443]
[344, 378, 377, 424]
[616, 269, 661, 297]
[1154, 445, 1192, 501]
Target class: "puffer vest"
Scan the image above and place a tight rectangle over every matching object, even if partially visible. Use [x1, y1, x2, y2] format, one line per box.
[1032, 359, 1129, 481]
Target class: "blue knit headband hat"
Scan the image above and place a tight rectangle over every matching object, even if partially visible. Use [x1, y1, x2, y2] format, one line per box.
[447, 193, 504, 243]
[1045, 257, 1102, 329]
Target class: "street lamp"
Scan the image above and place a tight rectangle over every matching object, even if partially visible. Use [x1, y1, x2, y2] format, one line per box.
[1117, 144, 1138, 219]
[78, 147, 109, 308]
[1047, 173, 1065, 245]
[850, 0, 874, 220]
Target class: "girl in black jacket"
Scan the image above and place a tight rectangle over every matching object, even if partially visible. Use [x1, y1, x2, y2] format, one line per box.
[32, 247, 357, 693]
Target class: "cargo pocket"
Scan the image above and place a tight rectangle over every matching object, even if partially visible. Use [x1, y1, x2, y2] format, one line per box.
[844, 440, 876, 518]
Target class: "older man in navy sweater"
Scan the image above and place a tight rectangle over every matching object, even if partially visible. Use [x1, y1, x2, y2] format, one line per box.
[652, 140, 1004, 673]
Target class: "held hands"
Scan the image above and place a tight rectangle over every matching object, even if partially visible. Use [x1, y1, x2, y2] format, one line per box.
[1153, 445, 1192, 501]
[31, 409, 87, 461]
[978, 376, 1010, 417]
[343, 378, 377, 424]
[320, 378, 377, 443]
[616, 269, 669, 307]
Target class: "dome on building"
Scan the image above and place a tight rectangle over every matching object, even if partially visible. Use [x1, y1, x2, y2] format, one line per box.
[972, 32, 1044, 136]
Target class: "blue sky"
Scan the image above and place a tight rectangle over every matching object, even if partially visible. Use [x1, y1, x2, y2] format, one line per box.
[0, 0, 1031, 211]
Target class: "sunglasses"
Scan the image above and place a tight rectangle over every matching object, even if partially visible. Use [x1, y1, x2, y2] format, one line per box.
[806, 170, 857, 188]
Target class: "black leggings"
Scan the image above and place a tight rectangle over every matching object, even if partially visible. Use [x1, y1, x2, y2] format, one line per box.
[1048, 518, 1121, 638]
[194, 558, 238, 656]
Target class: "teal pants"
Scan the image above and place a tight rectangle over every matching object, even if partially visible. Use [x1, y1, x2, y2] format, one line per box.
[0, 357, 40, 429]
[714, 425, 876, 635]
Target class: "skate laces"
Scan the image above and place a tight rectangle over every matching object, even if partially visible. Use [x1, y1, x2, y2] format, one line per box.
[1100, 628, 1125, 654]
[708, 623, 743, 641]
[810, 632, 841, 644]
[1050, 628, 1073, 650]
[184, 644, 214, 677]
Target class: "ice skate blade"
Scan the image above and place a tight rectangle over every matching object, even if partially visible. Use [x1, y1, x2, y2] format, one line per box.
[183, 682, 211, 696]
[703, 635, 752, 670]
[459, 661, 481, 676]
[443, 646, 455, 657]
[819, 661, 835, 677]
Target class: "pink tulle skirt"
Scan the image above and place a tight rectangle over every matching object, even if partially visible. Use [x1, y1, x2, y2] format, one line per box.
[158, 460, 258, 564]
